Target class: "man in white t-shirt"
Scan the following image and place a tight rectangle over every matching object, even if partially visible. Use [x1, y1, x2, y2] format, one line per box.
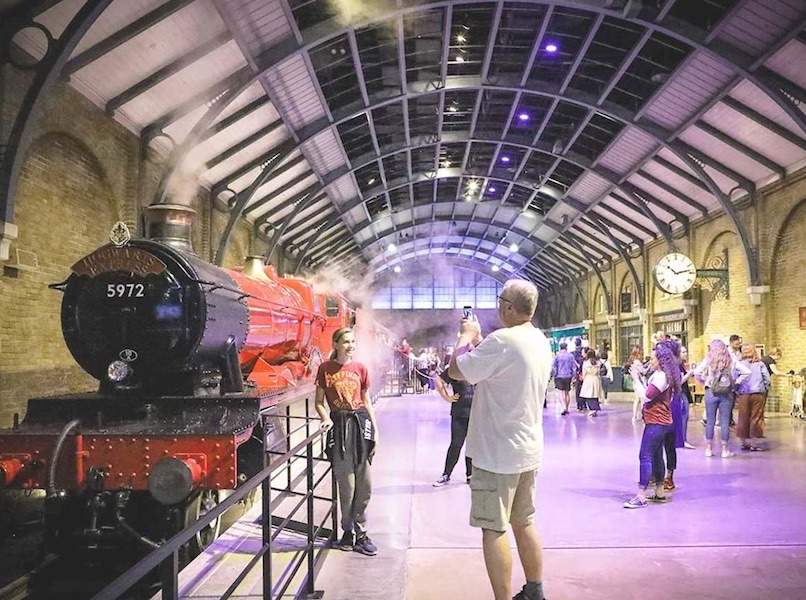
[448, 279, 552, 600]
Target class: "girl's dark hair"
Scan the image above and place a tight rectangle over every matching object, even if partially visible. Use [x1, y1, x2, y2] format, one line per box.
[655, 339, 682, 392]
[330, 327, 353, 360]
[586, 349, 597, 362]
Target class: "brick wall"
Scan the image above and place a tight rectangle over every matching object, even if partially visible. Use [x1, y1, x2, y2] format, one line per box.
[542, 167, 806, 384]
[0, 133, 116, 427]
[0, 77, 286, 424]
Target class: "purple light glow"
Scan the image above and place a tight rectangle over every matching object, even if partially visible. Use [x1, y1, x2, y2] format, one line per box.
[518, 112, 530, 121]
[545, 43, 558, 53]
[489, 186, 497, 193]
[501, 156, 511, 163]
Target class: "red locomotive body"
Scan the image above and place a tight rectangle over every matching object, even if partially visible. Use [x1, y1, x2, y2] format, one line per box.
[0, 221, 357, 559]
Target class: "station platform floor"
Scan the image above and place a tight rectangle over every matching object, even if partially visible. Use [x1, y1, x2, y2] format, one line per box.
[315, 391, 806, 600]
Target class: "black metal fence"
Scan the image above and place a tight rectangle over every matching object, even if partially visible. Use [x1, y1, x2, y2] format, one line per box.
[90, 392, 335, 600]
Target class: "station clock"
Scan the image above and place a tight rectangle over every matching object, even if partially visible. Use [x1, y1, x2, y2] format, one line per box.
[654, 252, 696, 295]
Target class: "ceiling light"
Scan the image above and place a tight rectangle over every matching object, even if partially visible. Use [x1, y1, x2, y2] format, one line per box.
[508, 242, 519, 253]
[488, 186, 496, 193]
[448, 104, 458, 112]
[500, 155, 511, 163]
[491, 264, 500, 272]
[518, 113, 530, 121]
[367, 177, 376, 185]
[456, 34, 466, 43]
[387, 243, 397, 252]
[455, 55, 465, 63]
[466, 179, 480, 192]
[393, 265, 402, 273]
[545, 43, 558, 53]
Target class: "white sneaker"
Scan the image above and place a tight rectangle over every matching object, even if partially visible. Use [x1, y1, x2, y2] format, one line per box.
[705, 446, 713, 457]
[433, 474, 450, 487]
[721, 448, 734, 458]
[684, 442, 695, 449]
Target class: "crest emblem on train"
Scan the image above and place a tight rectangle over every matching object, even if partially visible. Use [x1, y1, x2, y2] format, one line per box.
[109, 221, 131, 247]
[119, 349, 138, 362]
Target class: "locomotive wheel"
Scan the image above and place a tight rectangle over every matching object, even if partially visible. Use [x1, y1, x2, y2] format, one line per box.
[185, 490, 225, 553]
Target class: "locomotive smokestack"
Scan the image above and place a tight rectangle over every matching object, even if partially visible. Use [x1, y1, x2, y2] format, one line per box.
[243, 256, 271, 281]
[144, 204, 196, 253]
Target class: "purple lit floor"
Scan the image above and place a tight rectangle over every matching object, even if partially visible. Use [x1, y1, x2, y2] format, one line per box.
[316, 391, 806, 600]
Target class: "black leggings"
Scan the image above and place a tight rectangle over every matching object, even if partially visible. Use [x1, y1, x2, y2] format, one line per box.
[659, 428, 677, 474]
[444, 414, 472, 478]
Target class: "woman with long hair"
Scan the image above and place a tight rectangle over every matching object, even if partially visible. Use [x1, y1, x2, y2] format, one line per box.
[735, 343, 771, 451]
[579, 349, 604, 417]
[624, 342, 681, 509]
[692, 339, 751, 458]
[314, 327, 380, 556]
[626, 345, 646, 421]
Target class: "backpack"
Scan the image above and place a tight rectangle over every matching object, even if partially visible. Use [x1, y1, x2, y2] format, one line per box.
[711, 367, 734, 395]
[599, 362, 608, 377]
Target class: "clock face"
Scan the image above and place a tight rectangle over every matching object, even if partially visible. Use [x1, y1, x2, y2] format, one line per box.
[654, 253, 696, 295]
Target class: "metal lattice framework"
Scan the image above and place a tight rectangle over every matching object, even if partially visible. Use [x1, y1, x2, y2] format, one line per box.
[1, 0, 805, 297]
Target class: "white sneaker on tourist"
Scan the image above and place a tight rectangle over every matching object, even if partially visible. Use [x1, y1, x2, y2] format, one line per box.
[684, 441, 695, 449]
[721, 447, 735, 458]
[705, 445, 713, 457]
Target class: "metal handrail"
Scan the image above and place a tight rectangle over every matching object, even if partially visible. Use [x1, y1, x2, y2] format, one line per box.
[91, 392, 334, 600]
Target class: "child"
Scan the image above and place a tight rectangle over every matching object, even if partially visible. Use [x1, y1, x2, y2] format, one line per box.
[790, 370, 804, 419]
[315, 327, 379, 556]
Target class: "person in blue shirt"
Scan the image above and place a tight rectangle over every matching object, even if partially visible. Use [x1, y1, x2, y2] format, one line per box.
[551, 342, 578, 416]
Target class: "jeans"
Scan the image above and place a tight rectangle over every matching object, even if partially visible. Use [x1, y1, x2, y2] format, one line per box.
[661, 428, 677, 473]
[639, 423, 674, 488]
[705, 390, 734, 442]
[444, 414, 472, 477]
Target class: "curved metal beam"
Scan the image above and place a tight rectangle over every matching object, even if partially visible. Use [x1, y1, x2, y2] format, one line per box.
[312, 214, 572, 276]
[0, 0, 115, 226]
[371, 256, 511, 286]
[566, 236, 612, 316]
[213, 140, 295, 265]
[543, 248, 589, 318]
[586, 215, 645, 309]
[314, 229, 567, 288]
[358, 240, 551, 289]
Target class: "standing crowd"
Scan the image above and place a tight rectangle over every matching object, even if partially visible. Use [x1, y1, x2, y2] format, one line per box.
[311, 284, 797, 599]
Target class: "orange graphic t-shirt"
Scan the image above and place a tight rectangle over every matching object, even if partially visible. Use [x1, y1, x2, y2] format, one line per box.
[316, 360, 369, 411]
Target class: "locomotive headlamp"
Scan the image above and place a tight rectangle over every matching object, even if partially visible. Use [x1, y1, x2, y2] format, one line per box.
[107, 360, 131, 382]
[148, 457, 202, 505]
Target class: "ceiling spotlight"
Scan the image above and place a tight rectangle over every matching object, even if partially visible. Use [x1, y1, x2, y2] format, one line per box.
[491, 264, 500, 272]
[393, 265, 402, 273]
[455, 55, 465, 63]
[448, 104, 458, 112]
[466, 179, 480, 192]
[367, 177, 376, 185]
[518, 112, 530, 121]
[456, 33, 466, 43]
[545, 43, 558, 53]
[488, 186, 496, 193]
[508, 242, 519, 253]
[387, 243, 397, 252]
[500, 155, 511, 163]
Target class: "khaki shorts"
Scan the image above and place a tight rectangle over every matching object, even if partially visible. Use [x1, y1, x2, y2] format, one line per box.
[469, 466, 537, 532]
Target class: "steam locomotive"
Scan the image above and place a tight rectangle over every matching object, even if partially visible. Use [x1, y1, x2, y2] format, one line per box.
[0, 206, 362, 560]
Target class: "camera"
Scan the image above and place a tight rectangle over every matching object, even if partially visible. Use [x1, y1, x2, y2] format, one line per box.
[462, 305, 473, 319]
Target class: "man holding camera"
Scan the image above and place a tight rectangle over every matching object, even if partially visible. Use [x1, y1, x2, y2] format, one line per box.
[448, 279, 552, 600]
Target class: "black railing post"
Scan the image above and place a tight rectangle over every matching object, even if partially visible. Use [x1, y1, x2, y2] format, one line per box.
[305, 438, 317, 597]
[330, 462, 338, 546]
[161, 550, 179, 600]
[262, 414, 273, 599]
[285, 404, 292, 491]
